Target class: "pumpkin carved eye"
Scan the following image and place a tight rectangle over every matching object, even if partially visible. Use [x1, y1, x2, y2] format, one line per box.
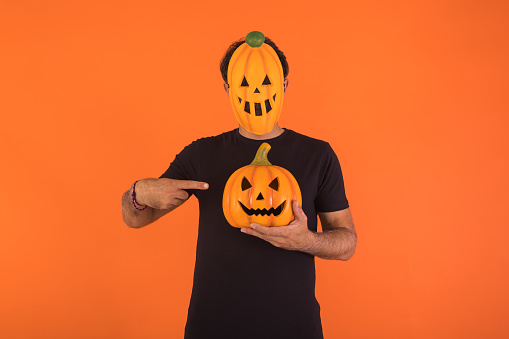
[268, 177, 279, 191]
[241, 76, 249, 87]
[241, 177, 252, 191]
[262, 75, 271, 85]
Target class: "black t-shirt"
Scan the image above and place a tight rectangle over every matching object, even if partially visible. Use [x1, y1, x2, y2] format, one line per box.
[159, 128, 349, 339]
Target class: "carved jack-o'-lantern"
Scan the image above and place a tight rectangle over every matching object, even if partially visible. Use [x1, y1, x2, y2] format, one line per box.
[223, 142, 302, 228]
[227, 31, 285, 135]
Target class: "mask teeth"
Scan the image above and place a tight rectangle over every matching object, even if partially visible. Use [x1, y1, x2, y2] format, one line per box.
[254, 103, 262, 116]
[241, 96, 275, 115]
[264, 99, 272, 113]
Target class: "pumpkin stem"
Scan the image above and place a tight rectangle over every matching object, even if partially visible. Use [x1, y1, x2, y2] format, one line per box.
[245, 31, 265, 48]
[251, 143, 272, 166]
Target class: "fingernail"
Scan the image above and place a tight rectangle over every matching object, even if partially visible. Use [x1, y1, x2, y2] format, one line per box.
[204, 183, 209, 189]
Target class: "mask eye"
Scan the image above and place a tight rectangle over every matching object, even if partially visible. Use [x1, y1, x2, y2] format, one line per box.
[262, 75, 271, 85]
[242, 177, 252, 191]
[268, 177, 279, 191]
[241, 76, 249, 87]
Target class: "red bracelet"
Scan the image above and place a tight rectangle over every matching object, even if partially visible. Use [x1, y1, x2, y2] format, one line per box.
[131, 180, 147, 211]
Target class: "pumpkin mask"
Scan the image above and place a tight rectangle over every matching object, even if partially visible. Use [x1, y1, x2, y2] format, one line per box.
[227, 31, 285, 135]
[222, 142, 302, 228]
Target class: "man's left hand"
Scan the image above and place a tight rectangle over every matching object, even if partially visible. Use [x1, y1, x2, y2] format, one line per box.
[241, 200, 316, 252]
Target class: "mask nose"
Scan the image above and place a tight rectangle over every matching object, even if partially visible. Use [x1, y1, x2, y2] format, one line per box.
[256, 193, 264, 200]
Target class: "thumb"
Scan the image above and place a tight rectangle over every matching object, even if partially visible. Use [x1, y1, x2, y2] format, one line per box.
[292, 199, 306, 220]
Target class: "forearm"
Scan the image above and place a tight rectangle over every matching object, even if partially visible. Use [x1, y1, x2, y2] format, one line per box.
[121, 184, 154, 228]
[303, 227, 357, 260]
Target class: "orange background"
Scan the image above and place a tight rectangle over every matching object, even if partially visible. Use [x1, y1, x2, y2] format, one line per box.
[1, 1, 508, 338]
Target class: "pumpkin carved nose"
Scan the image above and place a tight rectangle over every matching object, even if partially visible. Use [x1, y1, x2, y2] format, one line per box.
[256, 193, 264, 200]
[254, 88, 260, 93]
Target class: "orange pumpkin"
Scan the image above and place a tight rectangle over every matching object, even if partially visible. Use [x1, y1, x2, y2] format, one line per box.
[223, 142, 302, 228]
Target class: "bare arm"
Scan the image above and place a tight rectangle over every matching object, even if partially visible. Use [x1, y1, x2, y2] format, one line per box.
[307, 208, 357, 260]
[121, 183, 154, 228]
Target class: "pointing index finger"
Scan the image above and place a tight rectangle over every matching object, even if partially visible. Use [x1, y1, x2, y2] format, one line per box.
[178, 180, 209, 190]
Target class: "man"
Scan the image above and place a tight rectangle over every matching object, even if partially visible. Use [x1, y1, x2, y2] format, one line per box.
[121, 31, 357, 339]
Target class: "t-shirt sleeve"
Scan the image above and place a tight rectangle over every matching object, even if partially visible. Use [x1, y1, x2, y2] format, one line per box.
[158, 140, 200, 198]
[315, 143, 349, 212]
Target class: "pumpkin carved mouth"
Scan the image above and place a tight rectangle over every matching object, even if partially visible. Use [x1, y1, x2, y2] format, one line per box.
[238, 94, 277, 116]
[238, 200, 285, 217]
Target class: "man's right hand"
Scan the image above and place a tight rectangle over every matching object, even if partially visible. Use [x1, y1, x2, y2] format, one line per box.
[135, 178, 209, 210]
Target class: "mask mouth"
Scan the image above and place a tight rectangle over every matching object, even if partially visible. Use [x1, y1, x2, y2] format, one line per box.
[238, 94, 277, 116]
[238, 200, 285, 217]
